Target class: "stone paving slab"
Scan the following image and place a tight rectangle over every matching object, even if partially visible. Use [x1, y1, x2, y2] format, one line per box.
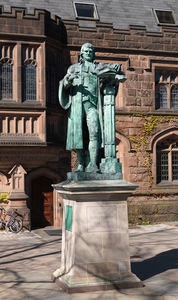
[0, 224, 178, 299]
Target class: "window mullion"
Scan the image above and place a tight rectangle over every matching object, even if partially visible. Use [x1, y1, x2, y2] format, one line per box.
[15, 43, 22, 102]
[169, 150, 172, 182]
[168, 83, 171, 109]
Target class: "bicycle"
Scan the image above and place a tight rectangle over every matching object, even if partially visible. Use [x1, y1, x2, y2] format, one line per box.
[0, 207, 23, 233]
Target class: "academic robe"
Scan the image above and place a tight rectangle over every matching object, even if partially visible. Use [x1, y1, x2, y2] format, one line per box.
[58, 61, 106, 151]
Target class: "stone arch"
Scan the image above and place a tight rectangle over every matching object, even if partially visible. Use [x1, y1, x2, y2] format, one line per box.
[149, 127, 178, 185]
[26, 167, 61, 196]
[149, 126, 178, 152]
[26, 167, 61, 229]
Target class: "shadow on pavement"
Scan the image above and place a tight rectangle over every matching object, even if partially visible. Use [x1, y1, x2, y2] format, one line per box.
[131, 248, 178, 280]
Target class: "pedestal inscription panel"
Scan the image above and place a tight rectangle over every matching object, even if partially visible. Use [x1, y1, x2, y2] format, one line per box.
[87, 205, 117, 232]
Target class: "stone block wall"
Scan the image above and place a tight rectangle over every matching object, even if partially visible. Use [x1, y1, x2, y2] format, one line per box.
[128, 194, 178, 225]
[0, 7, 65, 40]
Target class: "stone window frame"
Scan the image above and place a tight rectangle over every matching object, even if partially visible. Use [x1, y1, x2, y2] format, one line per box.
[22, 59, 37, 101]
[151, 129, 178, 186]
[0, 58, 13, 101]
[0, 44, 14, 101]
[155, 68, 178, 110]
[21, 44, 43, 103]
[156, 141, 178, 184]
[0, 41, 45, 104]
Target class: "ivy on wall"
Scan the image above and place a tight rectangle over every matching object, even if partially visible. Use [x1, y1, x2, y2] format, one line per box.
[128, 114, 175, 189]
[0, 192, 10, 204]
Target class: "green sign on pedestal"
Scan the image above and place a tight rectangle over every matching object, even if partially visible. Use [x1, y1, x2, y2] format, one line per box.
[65, 205, 73, 231]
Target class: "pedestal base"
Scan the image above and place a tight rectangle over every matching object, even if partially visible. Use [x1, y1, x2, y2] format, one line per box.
[57, 272, 143, 293]
[53, 179, 142, 293]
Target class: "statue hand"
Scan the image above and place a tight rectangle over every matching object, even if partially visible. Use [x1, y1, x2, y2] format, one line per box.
[64, 72, 79, 88]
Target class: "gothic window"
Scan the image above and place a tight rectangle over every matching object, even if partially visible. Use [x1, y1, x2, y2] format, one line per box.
[22, 46, 37, 101]
[155, 70, 178, 110]
[0, 44, 14, 101]
[23, 60, 36, 101]
[157, 140, 178, 183]
[0, 59, 13, 100]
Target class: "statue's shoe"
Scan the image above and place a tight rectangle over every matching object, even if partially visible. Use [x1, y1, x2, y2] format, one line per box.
[85, 162, 98, 173]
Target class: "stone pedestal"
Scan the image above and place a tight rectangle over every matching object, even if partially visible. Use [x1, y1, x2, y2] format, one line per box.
[53, 179, 142, 293]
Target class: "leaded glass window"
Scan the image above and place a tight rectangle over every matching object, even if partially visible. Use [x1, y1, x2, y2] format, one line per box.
[155, 70, 178, 110]
[171, 85, 178, 109]
[23, 60, 36, 101]
[155, 84, 167, 109]
[22, 45, 37, 102]
[172, 152, 178, 180]
[0, 59, 13, 100]
[157, 152, 168, 182]
[157, 141, 178, 183]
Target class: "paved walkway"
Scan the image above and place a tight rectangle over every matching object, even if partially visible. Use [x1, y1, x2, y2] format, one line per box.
[0, 223, 178, 299]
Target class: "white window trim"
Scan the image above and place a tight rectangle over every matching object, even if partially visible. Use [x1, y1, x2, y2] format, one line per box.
[73, 1, 99, 20]
[153, 9, 176, 26]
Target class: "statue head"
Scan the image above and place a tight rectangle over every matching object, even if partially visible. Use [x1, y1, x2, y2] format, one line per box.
[80, 43, 95, 62]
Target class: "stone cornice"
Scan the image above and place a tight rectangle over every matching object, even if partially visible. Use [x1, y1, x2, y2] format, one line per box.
[0, 6, 66, 43]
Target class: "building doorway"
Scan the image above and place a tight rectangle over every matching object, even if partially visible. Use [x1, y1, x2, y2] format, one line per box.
[31, 176, 53, 229]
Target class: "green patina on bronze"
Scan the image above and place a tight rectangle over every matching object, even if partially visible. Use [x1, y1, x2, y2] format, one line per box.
[59, 43, 126, 177]
[65, 205, 73, 231]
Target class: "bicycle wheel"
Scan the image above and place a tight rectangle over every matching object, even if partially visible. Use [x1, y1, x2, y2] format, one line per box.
[0, 220, 5, 230]
[9, 217, 23, 233]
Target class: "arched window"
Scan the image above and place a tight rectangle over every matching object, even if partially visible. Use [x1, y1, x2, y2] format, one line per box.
[23, 60, 36, 101]
[0, 59, 13, 100]
[157, 139, 178, 183]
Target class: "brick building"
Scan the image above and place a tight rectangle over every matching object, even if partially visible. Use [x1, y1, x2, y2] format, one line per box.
[0, 0, 178, 228]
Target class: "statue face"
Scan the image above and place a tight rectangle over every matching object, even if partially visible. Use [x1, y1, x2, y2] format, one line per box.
[81, 45, 94, 62]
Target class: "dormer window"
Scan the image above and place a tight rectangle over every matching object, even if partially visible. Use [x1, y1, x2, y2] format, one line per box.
[74, 2, 99, 19]
[153, 9, 176, 25]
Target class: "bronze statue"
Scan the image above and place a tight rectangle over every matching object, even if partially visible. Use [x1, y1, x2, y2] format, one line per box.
[59, 43, 126, 173]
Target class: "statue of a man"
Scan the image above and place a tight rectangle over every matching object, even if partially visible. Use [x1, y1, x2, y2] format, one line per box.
[59, 43, 125, 173]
